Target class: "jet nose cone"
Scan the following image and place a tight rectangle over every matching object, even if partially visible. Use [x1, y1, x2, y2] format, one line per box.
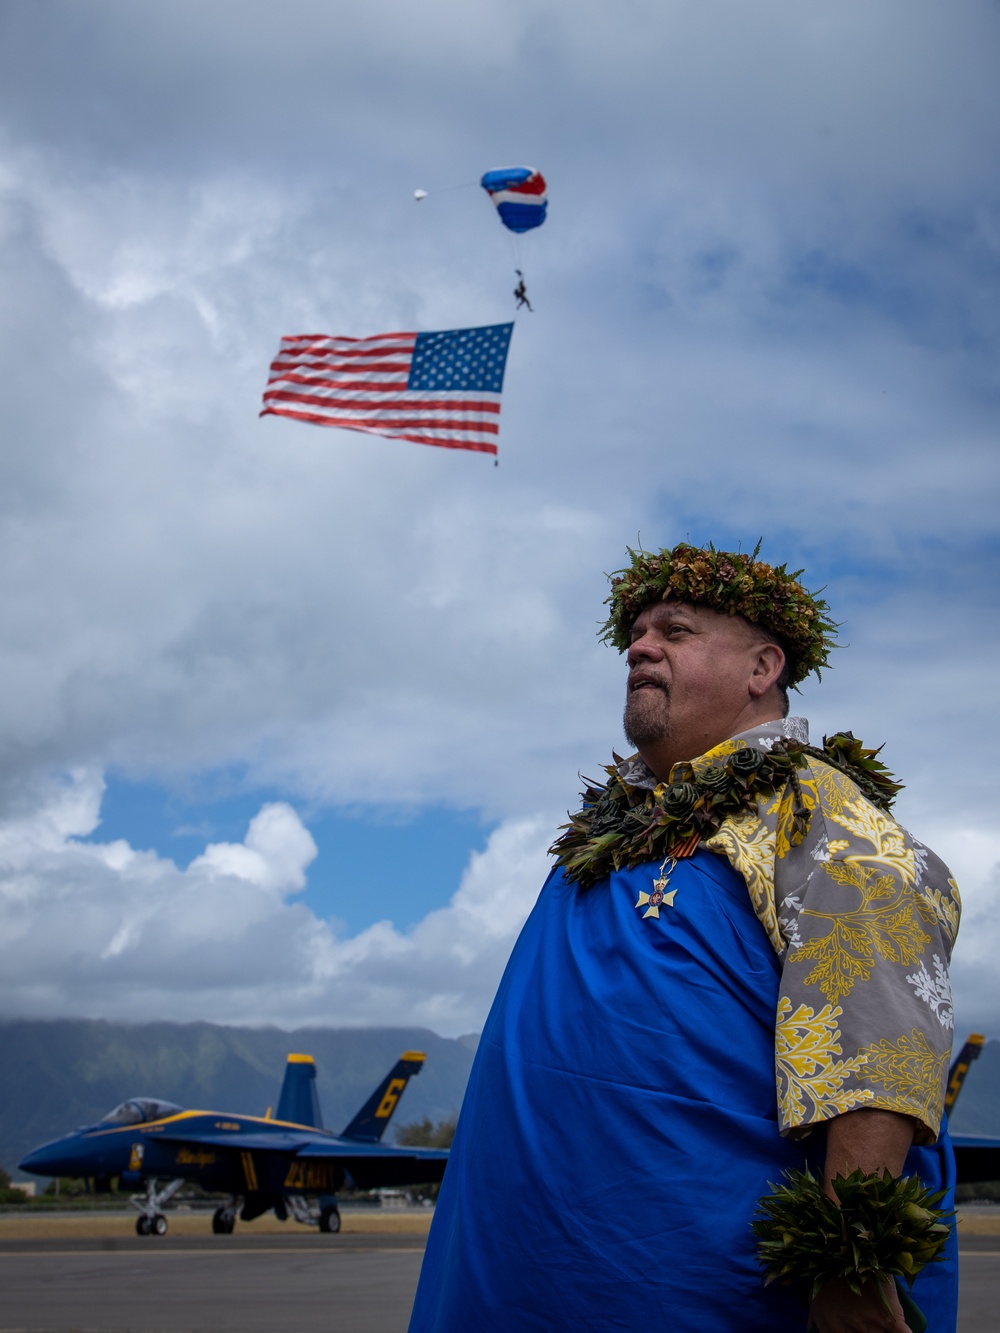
[18, 1137, 79, 1176]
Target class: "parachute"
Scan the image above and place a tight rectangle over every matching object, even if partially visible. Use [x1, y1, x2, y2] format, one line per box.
[480, 167, 547, 310]
[414, 167, 548, 309]
[480, 167, 548, 234]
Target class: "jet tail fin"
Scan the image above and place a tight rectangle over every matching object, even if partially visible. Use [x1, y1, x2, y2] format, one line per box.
[275, 1054, 324, 1128]
[340, 1052, 426, 1143]
[945, 1033, 986, 1115]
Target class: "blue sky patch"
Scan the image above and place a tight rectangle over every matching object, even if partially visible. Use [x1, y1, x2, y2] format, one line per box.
[89, 775, 494, 936]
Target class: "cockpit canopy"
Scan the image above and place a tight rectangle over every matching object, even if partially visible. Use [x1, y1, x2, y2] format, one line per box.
[98, 1098, 183, 1126]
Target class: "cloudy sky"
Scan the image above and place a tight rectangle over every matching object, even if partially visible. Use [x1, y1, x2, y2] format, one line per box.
[0, 0, 997, 1039]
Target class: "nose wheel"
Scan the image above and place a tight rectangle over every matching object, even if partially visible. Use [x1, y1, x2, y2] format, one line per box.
[129, 1177, 182, 1236]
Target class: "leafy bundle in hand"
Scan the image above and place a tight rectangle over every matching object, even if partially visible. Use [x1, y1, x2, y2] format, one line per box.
[753, 1167, 952, 1304]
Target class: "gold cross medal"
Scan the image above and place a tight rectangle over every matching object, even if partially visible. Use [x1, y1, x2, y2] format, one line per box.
[635, 860, 677, 920]
[634, 834, 700, 921]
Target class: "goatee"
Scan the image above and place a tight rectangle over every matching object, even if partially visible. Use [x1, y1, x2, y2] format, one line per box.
[623, 687, 670, 748]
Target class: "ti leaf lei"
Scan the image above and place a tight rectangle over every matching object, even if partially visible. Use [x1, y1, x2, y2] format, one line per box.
[754, 1166, 951, 1322]
[550, 731, 902, 890]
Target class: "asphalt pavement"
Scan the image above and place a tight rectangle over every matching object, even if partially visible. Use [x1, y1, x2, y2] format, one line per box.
[0, 1230, 997, 1331]
[954, 1233, 1000, 1331]
[0, 1232, 425, 1333]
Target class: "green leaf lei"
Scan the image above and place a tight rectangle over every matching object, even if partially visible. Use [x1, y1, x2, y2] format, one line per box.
[753, 1167, 952, 1309]
[550, 732, 902, 890]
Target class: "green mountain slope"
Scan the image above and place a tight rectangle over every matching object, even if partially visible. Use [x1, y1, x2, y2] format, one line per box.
[8, 1019, 991, 1182]
[0, 1019, 478, 1177]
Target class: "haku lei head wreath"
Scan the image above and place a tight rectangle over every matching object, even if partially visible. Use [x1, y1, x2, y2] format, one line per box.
[600, 541, 839, 687]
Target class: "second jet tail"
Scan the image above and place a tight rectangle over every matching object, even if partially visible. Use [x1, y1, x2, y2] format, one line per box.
[340, 1052, 426, 1143]
[275, 1054, 324, 1128]
[945, 1033, 986, 1115]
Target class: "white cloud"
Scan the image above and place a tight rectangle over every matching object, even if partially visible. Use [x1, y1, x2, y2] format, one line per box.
[0, 775, 550, 1033]
[191, 803, 317, 895]
[0, 771, 993, 1040]
[914, 824, 1000, 1040]
[0, 1, 997, 1031]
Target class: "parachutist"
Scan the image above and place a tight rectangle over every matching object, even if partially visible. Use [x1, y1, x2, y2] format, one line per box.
[513, 270, 533, 312]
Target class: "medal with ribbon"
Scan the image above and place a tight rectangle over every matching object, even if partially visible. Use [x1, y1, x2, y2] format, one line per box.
[634, 830, 701, 920]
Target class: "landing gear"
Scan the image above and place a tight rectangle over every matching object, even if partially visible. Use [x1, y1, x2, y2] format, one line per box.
[318, 1205, 341, 1234]
[212, 1207, 237, 1235]
[129, 1177, 182, 1236]
[285, 1193, 341, 1233]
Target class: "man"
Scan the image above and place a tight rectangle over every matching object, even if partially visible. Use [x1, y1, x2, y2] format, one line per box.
[409, 543, 960, 1332]
[513, 269, 533, 311]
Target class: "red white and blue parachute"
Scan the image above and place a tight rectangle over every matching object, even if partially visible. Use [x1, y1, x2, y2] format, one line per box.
[480, 167, 548, 234]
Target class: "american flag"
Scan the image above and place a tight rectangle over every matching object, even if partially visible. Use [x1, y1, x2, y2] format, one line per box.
[260, 323, 514, 457]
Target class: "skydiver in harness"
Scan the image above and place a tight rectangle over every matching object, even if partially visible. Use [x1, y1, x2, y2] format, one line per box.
[513, 270, 533, 312]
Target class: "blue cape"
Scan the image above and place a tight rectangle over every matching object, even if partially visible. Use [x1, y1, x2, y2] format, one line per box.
[410, 851, 958, 1331]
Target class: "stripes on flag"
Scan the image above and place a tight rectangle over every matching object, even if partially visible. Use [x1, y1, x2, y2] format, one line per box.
[260, 323, 514, 457]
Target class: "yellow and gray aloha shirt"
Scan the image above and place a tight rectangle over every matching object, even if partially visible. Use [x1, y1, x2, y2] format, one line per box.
[617, 718, 960, 1144]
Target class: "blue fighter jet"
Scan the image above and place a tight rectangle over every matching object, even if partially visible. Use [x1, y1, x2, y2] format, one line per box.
[19, 1050, 447, 1236]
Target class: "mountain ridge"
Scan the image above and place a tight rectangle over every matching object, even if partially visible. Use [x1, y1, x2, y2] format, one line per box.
[2, 1019, 994, 1180]
[0, 1018, 477, 1178]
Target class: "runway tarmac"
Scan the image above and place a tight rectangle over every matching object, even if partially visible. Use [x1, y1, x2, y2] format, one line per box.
[0, 1214, 998, 1331]
[0, 1232, 424, 1333]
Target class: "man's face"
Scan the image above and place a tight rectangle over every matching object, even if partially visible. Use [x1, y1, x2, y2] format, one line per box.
[623, 599, 774, 765]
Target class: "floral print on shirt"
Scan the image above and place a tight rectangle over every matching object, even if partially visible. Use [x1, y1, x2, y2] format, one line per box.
[619, 719, 960, 1142]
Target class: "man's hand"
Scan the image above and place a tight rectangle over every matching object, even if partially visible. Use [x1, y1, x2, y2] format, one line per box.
[808, 1108, 918, 1333]
[809, 1276, 910, 1333]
